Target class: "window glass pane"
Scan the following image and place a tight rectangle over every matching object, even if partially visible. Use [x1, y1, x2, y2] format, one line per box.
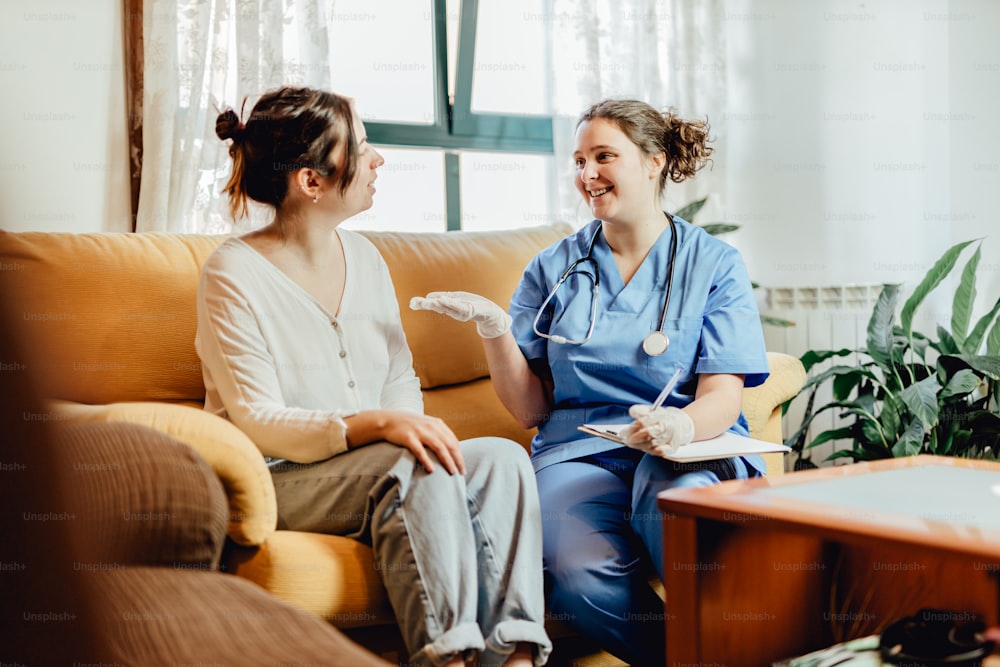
[459, 152, 554, 231]
[342, 147, 446, 232]
[471, 0, 550, 115]
[329, 0, 436, 124]
[446, 0, 460, 103]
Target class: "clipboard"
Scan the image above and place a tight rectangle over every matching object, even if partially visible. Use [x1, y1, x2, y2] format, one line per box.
[578, 424, 791, 463]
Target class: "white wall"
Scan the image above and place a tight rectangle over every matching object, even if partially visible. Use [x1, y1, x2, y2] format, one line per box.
[722, 0, 999, 325]
[946, 0, 1000, 325]
[0, 0, 130, 233]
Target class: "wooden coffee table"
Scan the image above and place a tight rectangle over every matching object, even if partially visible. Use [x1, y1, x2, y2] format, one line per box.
[657, 455, 1000, 666]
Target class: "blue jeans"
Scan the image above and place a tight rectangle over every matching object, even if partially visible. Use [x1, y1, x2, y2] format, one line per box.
[270, 437, 552, 666]
[536, 447, 759, 666]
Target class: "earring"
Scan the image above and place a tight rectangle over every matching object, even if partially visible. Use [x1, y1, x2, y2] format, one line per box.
[312, 194, 319, 204]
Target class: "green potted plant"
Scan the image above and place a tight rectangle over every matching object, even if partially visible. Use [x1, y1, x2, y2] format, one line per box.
[784, 239, 1000, 468]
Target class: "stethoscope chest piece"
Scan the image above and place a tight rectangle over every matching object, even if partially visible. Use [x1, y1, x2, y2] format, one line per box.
[642, 331, 670, 357]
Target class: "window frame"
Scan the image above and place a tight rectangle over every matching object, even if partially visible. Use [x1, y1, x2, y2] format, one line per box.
[365, 0, 553, 230]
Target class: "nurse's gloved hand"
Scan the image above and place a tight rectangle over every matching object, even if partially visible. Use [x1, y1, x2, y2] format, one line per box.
[619, 405, 695, 457]
[409, 291, 512, 339]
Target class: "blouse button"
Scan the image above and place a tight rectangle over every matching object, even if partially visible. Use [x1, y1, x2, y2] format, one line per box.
[331, 321, 339, 329]
[339, 350, 347, 358]
[347, 380, 356, 388]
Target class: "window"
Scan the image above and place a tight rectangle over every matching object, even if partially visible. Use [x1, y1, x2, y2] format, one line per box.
[344, 147, 445, 233]
[466, 1, 550, 117]
[329, 3, 436, 125]
[332, 0, 554, 232]
[457, 152, 554, 232]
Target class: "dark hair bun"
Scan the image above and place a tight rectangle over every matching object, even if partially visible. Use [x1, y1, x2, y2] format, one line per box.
[215, 108, 243, 142]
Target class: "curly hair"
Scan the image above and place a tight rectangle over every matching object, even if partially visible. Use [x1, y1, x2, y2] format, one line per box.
[578, 99, 713, 194]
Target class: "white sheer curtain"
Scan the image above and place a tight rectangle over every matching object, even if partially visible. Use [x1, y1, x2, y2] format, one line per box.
[548, 0, 728, 227]
[137, 0, 332, 233]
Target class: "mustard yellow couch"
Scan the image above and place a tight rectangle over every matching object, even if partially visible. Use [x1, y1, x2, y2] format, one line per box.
[0, 225, 806, 659]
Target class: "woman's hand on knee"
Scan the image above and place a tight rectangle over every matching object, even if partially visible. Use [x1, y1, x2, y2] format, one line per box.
[387, 413, 466, 476]
[346, 410, 465, 475]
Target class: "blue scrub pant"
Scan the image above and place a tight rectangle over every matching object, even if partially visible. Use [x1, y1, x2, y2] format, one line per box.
[536, 447, 758, 666]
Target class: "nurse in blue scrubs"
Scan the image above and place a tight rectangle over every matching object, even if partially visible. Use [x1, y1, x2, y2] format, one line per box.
[412, 98, 770, 666]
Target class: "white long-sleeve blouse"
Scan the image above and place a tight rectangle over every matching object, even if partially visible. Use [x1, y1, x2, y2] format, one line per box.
[195, 230, 423, 463]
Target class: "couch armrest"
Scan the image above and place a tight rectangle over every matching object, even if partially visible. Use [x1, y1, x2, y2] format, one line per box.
[55, 421, 228, 568]
[54, 401, 277, 546]
[742, 352, 808, 444]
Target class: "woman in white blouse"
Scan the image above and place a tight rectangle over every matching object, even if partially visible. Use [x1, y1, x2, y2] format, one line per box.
[196, 86, 550, 667]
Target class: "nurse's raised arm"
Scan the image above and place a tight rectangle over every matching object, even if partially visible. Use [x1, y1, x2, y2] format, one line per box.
[410, 291, 554, 427]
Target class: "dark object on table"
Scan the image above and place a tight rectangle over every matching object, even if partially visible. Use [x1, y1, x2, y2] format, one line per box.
[880, 608, 995, 666]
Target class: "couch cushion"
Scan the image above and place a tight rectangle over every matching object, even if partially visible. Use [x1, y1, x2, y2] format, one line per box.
[0, 231, 225, 404]
[226, 531, 396, 628]
[0, 226, 571, 399]
[55, 400, 278, 546]
[93, 566, 391, 665]
[360, 224, 570, 390]
[56, 421, 229, 568]
[423, 376, 536, 449]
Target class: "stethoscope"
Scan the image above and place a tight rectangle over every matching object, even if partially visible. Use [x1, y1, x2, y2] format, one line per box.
[532, 213, 678, 357]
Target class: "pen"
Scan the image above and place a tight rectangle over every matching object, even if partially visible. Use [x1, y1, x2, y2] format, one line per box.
[651, 367, 685, 411]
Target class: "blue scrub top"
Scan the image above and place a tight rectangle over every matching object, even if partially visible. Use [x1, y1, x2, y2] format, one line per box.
[510, 216, 770, 473]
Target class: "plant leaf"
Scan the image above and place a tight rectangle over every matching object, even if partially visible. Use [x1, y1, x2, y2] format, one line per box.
[674, 197, 707, 221]
[853, 389, 877, 415]
[783, 391, 824, 449]
[785, 398, 872, 451]
[867, 284, 899, 370]
[840, 439, 891, 461]
[945, 429, 969, 457]
[803, 427, 855, 450]
[939, 368, 981, 398]
[840, 405, 884, 428]
[761, 314, 796, 328]
[950, 244, 981, 346]
[880, 392, 903, 440]
[968, 411, 1000, 435]
[891, 419, 925, 457]
[832, 369, 863, 401]
[861, 417, 884, 445]
[934, 325, 960, 355]
[963, 295, 1000, 355]
[964, 413, 1000, 456]
[800, 364, 875, 393]
[699, 223, 740, 236]
[940, 355, 1000, 381]
[898, 375, 941, 429]
[900, 239, 977, 339]
[801, 349, 856, 373]
[988, 313, 1000, 357]
[826, 449, 863, 461]
[902, 330, 929, 361]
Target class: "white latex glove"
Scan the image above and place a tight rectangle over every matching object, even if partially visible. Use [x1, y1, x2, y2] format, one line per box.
[409, 291, 512, 339]
[619, 405, 695, 458]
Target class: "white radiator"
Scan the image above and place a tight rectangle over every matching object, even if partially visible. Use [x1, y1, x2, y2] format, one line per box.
[762, 285, 883, 467]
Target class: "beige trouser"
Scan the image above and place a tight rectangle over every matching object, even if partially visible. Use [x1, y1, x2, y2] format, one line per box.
[269, 437, 552, 667]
